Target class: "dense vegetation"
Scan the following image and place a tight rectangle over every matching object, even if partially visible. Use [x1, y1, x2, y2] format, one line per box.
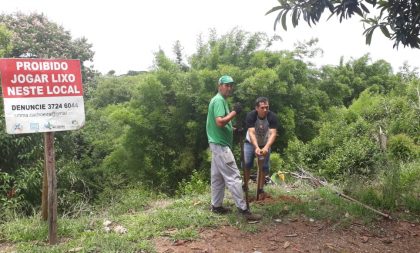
[0, 13, 419, 223]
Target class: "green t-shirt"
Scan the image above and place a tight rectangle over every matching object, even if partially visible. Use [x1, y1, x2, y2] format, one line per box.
[206, 93, 233, 148]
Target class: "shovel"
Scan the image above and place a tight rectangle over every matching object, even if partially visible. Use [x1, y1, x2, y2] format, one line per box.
[256, 154, 265, 200]
[239, 131, 250, 210]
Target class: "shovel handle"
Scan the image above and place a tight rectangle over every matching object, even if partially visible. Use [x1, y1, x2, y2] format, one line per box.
[239, 135, 249, 209]
[256, 155, 265, 200]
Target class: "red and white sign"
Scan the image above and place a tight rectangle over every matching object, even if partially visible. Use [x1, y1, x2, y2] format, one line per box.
[0, 58, 85, 134]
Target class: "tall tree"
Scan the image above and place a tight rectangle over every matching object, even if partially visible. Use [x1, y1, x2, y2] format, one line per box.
[189, 28, 277, 70]
[266, 0, 420, 49]
[172, 40, 189, 71]
[0, 24, 12, 57]
[0, 12, 95, 81]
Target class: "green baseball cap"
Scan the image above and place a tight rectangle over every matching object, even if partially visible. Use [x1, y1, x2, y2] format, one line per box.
[218, 75, 234, 85]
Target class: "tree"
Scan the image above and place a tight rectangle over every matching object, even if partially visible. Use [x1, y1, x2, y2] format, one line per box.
[293, 38, 323, 62]
[172, 40, 189, 71]
[0, 12, 95, 81]
[189, 28, 277, 70]
[266, 0, 420, 49]
[0, 24, 12, 57]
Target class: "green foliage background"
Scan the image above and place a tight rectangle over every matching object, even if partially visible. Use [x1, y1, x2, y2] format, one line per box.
[0, 13, 419, 219]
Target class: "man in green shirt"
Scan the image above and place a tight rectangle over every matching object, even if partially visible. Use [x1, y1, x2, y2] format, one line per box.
[206, 75, 261, 221]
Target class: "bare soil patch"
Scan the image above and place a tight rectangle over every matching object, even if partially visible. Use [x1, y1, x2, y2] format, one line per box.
[155, 217, 419, 253]
[155, 191, 419, 252]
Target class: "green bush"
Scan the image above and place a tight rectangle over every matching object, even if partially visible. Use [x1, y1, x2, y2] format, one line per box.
[399, 161, 420, 213]
[14, 165, 43, 211]
[388, 134, 419, 161]
[95, 185, 156, 215]
[342, 160, 420, 214]
[54, 160, 93, 217]
[0, 172, 24, 222]
[269, 152, 286, 173]
[381, 161, 401, 210]
[320, 137, 380, 177]
[283, 139, 309, 170]
[399, 161, 420, 193]
[176, 170, 209, 196]
[0, 164, 43, 219]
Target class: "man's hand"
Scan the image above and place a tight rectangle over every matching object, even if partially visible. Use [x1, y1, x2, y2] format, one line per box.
[232, 102, 242, 114]
[255, 147, 262, 157]
[261, 147, 269, 156]
[255, 147, 268, 157]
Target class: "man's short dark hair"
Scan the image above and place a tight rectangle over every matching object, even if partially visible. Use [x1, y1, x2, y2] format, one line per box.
[255, 97, 269, 107]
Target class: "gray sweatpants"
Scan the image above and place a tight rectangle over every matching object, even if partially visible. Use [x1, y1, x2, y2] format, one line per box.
[209, 143, 247, 211]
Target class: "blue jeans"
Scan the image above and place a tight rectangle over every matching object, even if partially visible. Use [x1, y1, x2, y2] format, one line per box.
[243, 141, 270, 174]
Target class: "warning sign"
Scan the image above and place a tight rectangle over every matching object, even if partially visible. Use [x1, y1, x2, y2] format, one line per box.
[0, 58, 85, 134]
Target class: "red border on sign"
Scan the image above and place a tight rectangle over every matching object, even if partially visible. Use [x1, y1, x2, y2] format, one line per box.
[0, 58, 83, 98]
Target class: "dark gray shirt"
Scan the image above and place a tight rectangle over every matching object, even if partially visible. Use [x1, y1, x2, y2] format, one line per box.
[245, 110, 278, 147]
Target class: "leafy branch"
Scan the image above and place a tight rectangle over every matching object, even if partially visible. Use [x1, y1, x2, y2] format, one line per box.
[266, 0, 420, 49]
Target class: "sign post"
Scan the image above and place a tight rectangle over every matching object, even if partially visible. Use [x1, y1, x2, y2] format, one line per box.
[45, 131, 57, 244]
[0, 58, 85, 244]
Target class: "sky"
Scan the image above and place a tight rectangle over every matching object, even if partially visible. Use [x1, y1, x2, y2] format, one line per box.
[2, 0, 420, 75]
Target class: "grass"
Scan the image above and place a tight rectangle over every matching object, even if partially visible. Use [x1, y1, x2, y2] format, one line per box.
[0, 181, 418, 252]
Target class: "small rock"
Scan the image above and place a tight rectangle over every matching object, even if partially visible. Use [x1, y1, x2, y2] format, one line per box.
[274, 218, 282, 223]
[283, 241, 290, 249]
[103, 220, 112, 227]
[325, 243, 336, 250]
[248, 220, 259, 224]
[361, 236, 369, 243]
[382, 239, 393, 244]
[173, 240, 187, 246]
[68, 247, 83, 252]
[113, 225, 127, 234]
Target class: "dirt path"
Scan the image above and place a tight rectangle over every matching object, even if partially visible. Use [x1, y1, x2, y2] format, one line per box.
[154, 218, 419, 253]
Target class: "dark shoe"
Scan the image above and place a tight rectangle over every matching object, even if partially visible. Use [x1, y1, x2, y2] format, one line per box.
[242, 184, 249, 192]
[239, 208, 262, 221]
[211, 205, 231, 214]
[250, 173, 257, 182]
[265, 176, 273, 185]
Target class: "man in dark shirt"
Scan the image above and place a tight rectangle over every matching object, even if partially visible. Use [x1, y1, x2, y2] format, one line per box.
[243, 97, 278, 197]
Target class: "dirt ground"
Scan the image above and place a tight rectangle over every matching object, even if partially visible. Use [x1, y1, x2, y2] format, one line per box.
[154, 218, 419, 253]
[155, 195, 419, 253]
[1, 195, 418, 253]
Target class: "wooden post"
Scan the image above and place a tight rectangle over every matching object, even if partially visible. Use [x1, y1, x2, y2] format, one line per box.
[41, 164, 48, 221]
[44, 132, 57, 244]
